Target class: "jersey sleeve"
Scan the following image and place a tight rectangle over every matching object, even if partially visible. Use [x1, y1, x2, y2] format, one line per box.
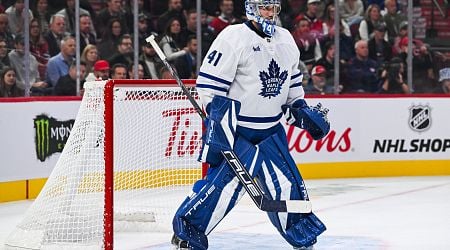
[196, 29, 239, 111]
[286, 43, 305, 105]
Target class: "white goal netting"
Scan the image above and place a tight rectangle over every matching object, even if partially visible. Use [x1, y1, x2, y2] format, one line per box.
[5, 80, 203, 249]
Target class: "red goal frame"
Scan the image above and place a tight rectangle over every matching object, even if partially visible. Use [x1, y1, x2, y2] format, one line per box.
[103, 79, 205, 249]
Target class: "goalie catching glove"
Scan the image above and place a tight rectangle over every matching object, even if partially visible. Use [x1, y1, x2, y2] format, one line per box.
[282, 99, 330, 140]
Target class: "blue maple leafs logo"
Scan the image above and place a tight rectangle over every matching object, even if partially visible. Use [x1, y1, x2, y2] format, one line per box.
[259, 59, 288, 99]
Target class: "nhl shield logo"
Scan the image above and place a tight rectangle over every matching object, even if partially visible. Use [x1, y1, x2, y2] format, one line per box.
[408, 105, 431, 132]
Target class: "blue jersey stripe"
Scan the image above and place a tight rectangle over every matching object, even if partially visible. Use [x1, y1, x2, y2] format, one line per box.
[290, 72, 302, 80]
[290, 82, 302, 88]
[196, 84, 228, 92]
[198, 72, 232, 86]
[237, 113, 283, 123]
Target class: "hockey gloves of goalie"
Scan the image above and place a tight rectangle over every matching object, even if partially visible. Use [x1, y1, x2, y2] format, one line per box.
[199, 95, 241, 166]
[282, 99, 330, 140]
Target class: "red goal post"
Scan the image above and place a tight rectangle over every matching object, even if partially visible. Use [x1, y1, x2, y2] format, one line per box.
[103, 79, 207, 249]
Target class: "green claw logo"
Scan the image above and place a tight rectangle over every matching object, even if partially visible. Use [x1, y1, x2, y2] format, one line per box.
[34, 115, 75, 162]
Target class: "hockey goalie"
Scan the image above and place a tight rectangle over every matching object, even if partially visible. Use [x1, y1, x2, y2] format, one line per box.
[170, 1, 330, 249]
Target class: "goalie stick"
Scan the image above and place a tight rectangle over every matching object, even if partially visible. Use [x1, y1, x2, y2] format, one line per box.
[146, 35, 312, 214]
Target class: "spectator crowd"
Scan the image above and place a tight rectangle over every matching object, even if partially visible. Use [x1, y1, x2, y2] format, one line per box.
[0, 0, 449, 98]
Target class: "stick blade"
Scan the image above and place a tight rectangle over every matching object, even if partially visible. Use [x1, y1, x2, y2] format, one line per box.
[285, 200, 312, 213]
[261, 199, 312, 213]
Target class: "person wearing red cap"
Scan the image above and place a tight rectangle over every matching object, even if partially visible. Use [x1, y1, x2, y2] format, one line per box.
[304, 65, 334, 94]
[93, 60, 110, 80]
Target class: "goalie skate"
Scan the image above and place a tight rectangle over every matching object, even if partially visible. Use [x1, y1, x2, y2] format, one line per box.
[171, 234, 192, 250]
[294, 245, 314, 249]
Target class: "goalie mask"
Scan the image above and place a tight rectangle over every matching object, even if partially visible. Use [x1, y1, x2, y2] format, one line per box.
[245, 0, 281, 37]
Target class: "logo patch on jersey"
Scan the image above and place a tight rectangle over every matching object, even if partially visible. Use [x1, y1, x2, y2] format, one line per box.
[253, 46, 261, 52]
[258, 59, 288, 99]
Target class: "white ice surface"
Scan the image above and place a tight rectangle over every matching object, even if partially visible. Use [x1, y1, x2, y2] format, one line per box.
[1, 176, 450, 249]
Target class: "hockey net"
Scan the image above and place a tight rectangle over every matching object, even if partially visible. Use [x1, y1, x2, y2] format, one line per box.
[5, 80, 204, 250]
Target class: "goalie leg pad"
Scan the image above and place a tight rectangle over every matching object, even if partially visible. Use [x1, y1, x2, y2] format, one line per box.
[253, 127, 326, 248]
[199, 95, 241, 165]
[174, 136, 258, 242]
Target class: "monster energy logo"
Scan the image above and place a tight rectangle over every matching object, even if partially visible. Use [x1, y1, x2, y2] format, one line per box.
[34, 115, 74, 162]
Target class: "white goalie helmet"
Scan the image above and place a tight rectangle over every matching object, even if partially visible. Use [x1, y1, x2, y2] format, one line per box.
[245, 0, 281, 37]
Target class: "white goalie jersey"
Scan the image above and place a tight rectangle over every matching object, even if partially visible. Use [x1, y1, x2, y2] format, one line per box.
[196, 22, 305, 130]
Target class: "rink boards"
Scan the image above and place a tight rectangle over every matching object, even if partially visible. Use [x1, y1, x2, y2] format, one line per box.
[1, 95, 449, 202]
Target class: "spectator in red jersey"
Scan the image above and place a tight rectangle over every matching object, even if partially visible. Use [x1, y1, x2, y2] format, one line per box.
[392, 21, 408, 56]
[292, 17, 322, 71]
[208, 0, 241, 35]
[294, 0, 324, 40]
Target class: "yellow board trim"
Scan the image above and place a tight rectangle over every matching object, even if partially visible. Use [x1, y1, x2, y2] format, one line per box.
[1, 160, 449, 203]
[28, 178, 48, 199]
[299, 160, 450, 179]
[0, 180, 27, 202]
